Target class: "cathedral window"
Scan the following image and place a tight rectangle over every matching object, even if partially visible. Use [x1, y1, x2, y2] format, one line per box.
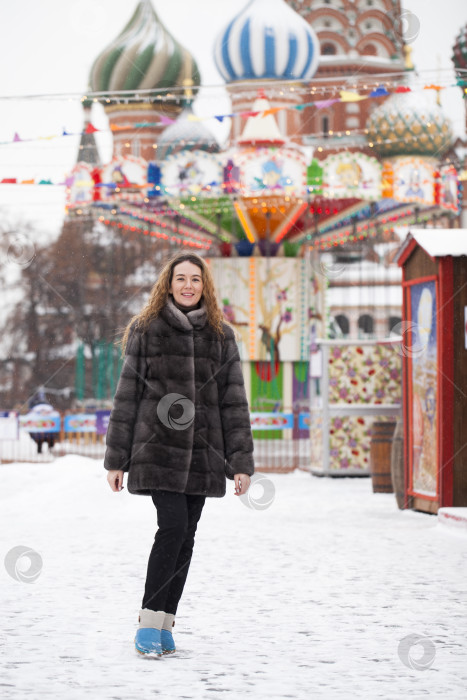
[388, 317, 402, 334]
[322, 43, 337, 55]
[335, 314, 350, 336]
[358, 314, 374, 336]
[362, 43, 377, 56]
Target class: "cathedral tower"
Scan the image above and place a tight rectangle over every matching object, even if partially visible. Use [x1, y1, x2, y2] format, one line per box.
[88, 0, 201, 161]
[286, 0, 406, 152]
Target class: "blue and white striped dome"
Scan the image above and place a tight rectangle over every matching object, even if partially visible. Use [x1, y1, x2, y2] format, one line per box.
[214, 0, 320, 83]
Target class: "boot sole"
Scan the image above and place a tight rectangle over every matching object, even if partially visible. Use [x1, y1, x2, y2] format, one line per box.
[134, 638, 163, 658]
[135, 646, 163, 658]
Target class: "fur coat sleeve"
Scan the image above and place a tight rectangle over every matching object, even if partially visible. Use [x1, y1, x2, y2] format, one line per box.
[104, 324, 147, 472]
[217, 328, 254, 480]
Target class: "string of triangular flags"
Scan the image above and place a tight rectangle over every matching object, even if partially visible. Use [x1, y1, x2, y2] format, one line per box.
[0, 82, 464, 147]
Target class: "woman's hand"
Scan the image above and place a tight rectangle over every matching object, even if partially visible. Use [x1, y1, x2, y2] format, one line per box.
[107, 470, 125, 492]
[234, 473, 251, 496]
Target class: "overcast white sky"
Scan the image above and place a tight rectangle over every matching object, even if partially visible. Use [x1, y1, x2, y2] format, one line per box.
[0, 0, 466, 238]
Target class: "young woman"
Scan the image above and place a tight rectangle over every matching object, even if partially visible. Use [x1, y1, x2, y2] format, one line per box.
[104, 251, 254, 657]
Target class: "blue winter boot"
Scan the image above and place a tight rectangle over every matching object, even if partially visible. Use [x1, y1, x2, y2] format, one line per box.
[134, 609, 164, 657]
[161, 613, 176, 654]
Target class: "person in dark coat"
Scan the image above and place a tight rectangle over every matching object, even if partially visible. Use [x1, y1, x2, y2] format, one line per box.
[104, 251, 255, 657]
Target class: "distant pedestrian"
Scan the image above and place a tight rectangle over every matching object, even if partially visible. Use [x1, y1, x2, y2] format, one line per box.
[27, 389, 58, 454]
[104, 251, 254, 657]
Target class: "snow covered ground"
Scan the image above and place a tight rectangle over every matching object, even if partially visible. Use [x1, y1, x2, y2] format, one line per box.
[1, 456, 466, 699]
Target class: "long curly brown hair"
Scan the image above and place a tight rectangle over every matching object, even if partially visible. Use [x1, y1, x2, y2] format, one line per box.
[120, 251, 227, 352]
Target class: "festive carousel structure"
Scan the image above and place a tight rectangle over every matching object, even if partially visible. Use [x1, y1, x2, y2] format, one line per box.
[62, 0, 463, 472]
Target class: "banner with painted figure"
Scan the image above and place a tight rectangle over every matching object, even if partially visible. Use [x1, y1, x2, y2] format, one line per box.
[250, 413, 294, 430]
[439, 165, 459, 211]
[393, 157, 435, 205]
[253, 257, 305, 362]
[408, 280, 438, 497]
[161, 152, 223, 197]
[100, 156, 147, 198]
[207, 257, 251, 360]
[64, 414, 96, 433]
[322, 152, 382, 200]
[96, 410, 111, 436]
[20, 405, 61, 433]
[65, 162, 95, 207]
[234, 148, 307, 197]
[207, 257, 321, 362]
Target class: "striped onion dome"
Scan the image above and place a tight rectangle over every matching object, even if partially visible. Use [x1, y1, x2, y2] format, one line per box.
[366, 91, 454, 158]
[214, 0, 320, 83]
[157, 105, 220, 161]
[89, 0, 200, 103]
[452, 23, 467, 71]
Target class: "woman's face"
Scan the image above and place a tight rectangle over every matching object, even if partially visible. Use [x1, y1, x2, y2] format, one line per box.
[169, 260, 204, 307]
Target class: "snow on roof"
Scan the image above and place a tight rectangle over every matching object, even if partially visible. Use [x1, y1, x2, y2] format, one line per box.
[395, 229, 467, 262]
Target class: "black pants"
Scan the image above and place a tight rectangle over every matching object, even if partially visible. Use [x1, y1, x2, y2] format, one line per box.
[141, 489, 206, 615]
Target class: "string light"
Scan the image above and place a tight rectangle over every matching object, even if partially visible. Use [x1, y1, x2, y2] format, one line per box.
[1, 66, 464, 103]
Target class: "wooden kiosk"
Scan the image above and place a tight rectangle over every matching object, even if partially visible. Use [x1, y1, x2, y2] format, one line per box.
[396, 229, 467, 514]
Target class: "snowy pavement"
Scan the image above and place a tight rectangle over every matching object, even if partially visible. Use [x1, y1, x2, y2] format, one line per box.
[1, 456, 466, 699]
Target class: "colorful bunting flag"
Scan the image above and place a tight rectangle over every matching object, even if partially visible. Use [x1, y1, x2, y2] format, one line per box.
[0, 81, 461, 150]
[314, 98, 339, 109]
[370, 86, 390, 97]
[339, 91, 367, 102]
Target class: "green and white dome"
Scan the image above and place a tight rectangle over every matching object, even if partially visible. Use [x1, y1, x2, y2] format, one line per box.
[366, 91, 453, 158]
[89, 0, 200, 103]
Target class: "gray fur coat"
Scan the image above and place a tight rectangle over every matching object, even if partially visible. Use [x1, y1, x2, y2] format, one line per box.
[103, 295, 255, 497]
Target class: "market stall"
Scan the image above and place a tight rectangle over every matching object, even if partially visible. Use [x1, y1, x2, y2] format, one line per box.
[395, 229, 467, 513]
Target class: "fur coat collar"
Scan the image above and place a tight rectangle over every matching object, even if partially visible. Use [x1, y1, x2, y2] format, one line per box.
[161, 294, 208, 331]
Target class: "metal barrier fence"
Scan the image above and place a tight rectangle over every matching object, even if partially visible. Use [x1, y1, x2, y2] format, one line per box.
[0, 410, 311, 473]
